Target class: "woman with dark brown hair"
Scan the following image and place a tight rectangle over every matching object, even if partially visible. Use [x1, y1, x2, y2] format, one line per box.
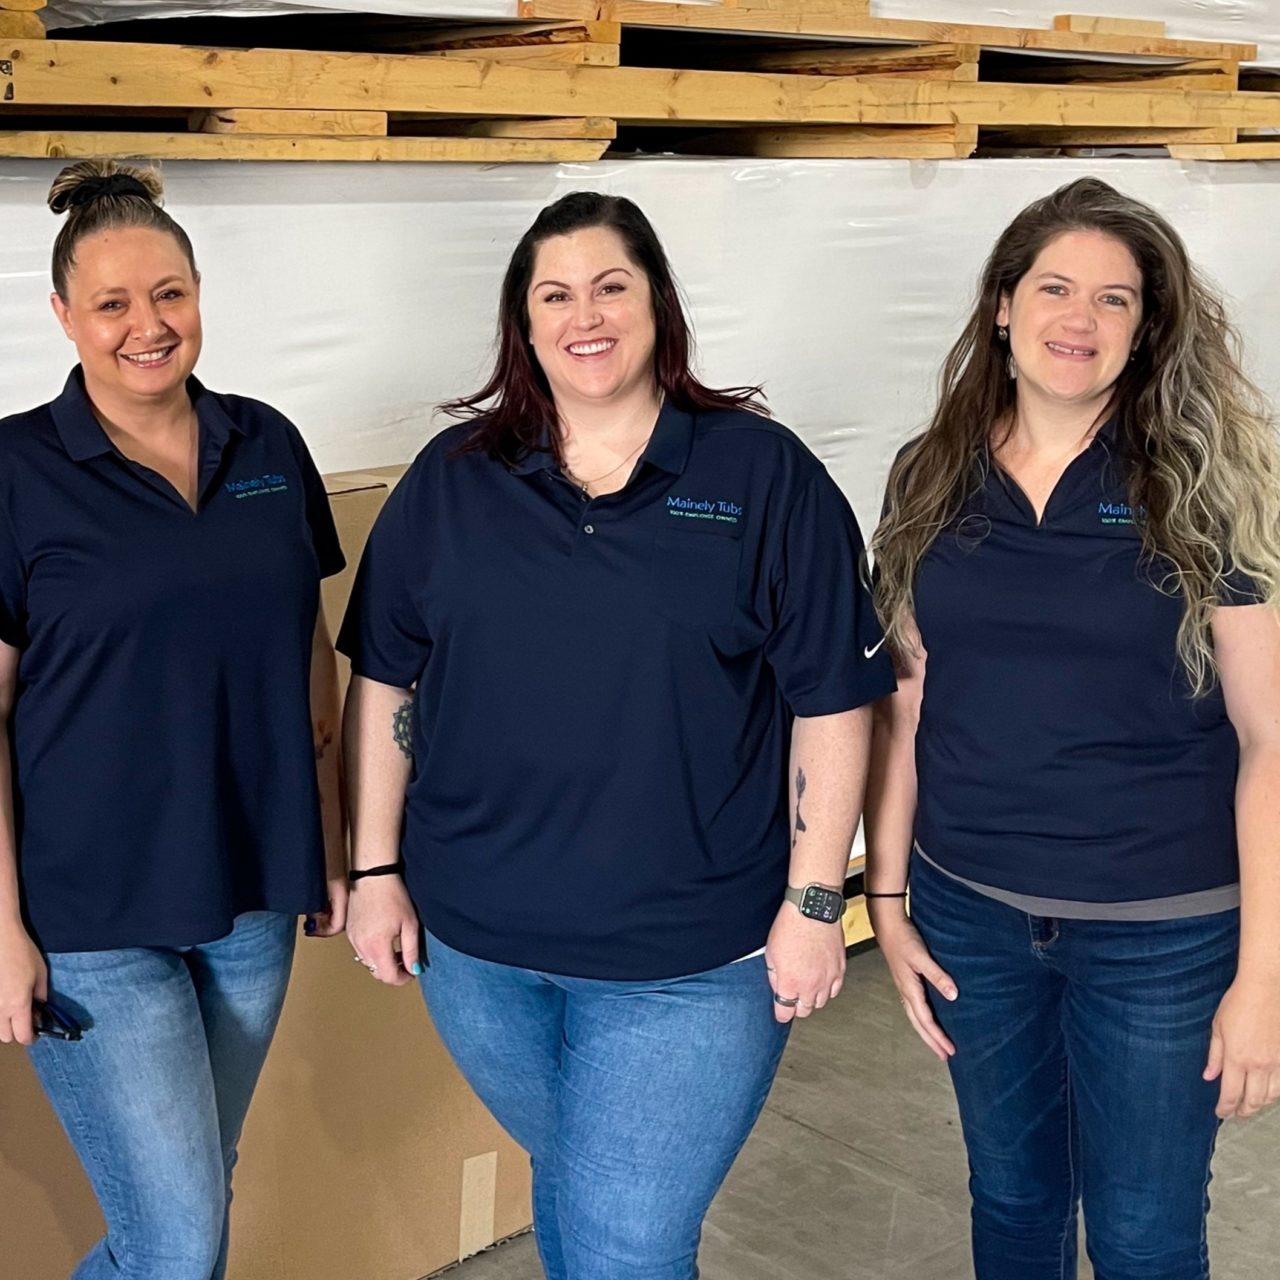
[866, 176, 1280, 1280]
[339, 191, 894, 1278]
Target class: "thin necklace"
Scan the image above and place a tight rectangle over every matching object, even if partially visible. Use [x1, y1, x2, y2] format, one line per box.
[562, 395, 664, 499]
[563, 437, 648, 500]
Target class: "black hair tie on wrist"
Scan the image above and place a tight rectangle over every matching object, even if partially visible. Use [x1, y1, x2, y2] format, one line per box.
[60, 173, 153, 212]
[864, 890, 909, 898]
[348, 861, 405, 883]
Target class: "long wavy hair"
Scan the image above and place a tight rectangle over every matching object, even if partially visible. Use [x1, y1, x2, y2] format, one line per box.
[444, 191, 767, 463]
[873, 176, 1280, 694]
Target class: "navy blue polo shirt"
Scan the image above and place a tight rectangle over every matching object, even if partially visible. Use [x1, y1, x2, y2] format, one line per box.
[0, 369, 345, 953]
[912, 421, 1257, 904]
[338, 403, 894, 980]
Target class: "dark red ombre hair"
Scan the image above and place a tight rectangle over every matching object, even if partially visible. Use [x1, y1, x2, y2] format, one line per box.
[445, 191, 767, 464]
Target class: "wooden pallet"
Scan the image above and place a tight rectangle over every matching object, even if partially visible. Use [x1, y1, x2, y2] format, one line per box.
[586, 2, 1257, 61]
[2, 5, 1278, 162]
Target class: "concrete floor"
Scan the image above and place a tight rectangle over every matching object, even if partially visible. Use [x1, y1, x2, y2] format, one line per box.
[446, 948, 1280, 1280]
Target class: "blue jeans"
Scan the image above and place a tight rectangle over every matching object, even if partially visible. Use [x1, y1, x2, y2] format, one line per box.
[27, 911, 297, 1280]
[421, 933, 790, 1280]
[909, 852, 1239, 1280]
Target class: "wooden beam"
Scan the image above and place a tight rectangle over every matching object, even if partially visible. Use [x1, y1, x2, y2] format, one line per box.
[433, 41, 619, 67]
[191, 108, 388, 137]
[593, 3, 1256, 61]
[406, 20, 620, 50]
[1053, 14, 1167, 38]
[984, 125, 1237, 147]
[0, 129, 610, 162]
[1168, 140, 1280, 160]
[5, 42, 1280, 130]
[518, 0, 610, 18]
[732, 0, 870, 13]
[404, 115, 616, 139]
[730, 42, 979, 82]
[0, 11, 42, 38]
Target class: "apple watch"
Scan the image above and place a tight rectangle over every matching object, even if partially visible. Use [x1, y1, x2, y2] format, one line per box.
[784, 882, 847, 924]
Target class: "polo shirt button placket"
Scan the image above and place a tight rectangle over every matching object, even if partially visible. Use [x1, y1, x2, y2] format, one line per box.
[583, 524, 595, 535]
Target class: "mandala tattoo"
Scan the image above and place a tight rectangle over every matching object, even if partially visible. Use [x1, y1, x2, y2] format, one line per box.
[392, 700, 414, 759]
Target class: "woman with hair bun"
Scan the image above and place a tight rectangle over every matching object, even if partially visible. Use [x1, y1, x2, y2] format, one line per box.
[0, 161, 348, 1280]
[866, 176, 1280, 1279]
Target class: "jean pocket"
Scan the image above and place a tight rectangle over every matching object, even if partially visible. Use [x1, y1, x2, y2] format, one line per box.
[648, 529, 742, 628]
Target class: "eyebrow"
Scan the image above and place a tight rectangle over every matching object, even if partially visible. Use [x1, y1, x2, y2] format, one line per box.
[89, 275, 187, 299]
[532, 267, 634, 292]
[1035, 271, 1139, 295]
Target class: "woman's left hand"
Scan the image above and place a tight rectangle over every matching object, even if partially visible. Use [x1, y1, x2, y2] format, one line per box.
[764, 905, 846, 1024]
[1204, 976, 1280, 1119]
[305, 874, 350, 939]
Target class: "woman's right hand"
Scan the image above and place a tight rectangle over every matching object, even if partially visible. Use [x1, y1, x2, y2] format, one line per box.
[0, 921, 48, 1046]
[346, 875, 421, 988]
[872, 907, 958, 1062]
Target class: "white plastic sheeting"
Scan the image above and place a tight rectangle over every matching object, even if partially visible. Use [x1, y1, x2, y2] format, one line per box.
[40, 1, 1280, 62]
[2, 156, 1278, 532]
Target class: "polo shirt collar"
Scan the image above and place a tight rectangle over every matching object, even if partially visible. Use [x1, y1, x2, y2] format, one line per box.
[507, 437, 556, 476]
[640, 400, 694, 477]
[507, 398, 696, 480]
[51, 366, 246, 463]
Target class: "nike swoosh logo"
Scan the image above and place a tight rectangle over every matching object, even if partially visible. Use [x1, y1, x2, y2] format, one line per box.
[864, 637, 887, 660]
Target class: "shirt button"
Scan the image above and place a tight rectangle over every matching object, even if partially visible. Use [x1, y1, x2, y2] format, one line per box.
[583, 524, 595, 535]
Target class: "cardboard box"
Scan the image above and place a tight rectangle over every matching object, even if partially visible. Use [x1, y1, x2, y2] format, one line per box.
[0, 466, 533, 1280]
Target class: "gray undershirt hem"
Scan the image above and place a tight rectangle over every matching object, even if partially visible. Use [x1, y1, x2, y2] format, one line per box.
[913, 843, 1240, 921]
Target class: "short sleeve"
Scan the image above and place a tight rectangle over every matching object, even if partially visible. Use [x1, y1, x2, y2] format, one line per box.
[336, 465, 432, 689]
[764, 469, 897, 716]
[0, 497, 27, 650]
[283, 422, 346, 580]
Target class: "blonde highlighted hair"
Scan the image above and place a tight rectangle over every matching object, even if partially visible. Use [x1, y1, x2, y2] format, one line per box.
[872, 177, 1280, 694]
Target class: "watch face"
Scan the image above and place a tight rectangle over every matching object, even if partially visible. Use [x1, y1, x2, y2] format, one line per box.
[801, 885, 845, 923]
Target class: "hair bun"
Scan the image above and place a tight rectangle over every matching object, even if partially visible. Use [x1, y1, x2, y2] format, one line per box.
[48, 161, 163, 216]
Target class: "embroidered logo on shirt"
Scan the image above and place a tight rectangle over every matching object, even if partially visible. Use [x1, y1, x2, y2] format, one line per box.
[225, 473, 289, 499]
[666, 495, 744, 525]
[1098, 500, 1145, 526]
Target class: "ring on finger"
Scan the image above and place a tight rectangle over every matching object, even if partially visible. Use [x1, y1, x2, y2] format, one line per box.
[773, 993, 800, 1008]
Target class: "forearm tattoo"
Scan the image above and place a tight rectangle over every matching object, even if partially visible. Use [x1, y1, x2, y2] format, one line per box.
[792, 767, 808, 848]
[314, 719, 334, 763]
[392, 700, 414, 759]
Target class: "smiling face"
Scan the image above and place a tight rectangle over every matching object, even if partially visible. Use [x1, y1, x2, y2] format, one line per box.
[51, 226, 202, 408]
[997, 228, 1143, 415]
[525, 225, 657, 414]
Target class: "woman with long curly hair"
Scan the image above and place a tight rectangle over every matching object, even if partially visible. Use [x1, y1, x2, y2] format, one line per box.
[865, 177, 1280, 1280]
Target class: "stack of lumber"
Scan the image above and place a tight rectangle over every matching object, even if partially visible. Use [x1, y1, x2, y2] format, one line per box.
[2, 1, 1279, 161]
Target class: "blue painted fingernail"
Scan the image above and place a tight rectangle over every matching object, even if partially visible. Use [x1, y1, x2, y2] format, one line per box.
[303, 919, 316, 936]
[410, 962, 423, 977]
